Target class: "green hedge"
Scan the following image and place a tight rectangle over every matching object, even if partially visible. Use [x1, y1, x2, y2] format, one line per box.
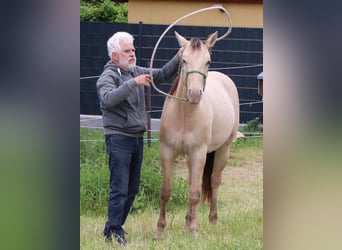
[80, 1, 128, 22]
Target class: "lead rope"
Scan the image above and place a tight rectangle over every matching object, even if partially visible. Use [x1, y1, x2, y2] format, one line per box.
[148, 5, 233, 102]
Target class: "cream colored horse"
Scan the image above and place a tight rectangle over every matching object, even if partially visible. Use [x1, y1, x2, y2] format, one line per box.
[153, 32, 240, 240]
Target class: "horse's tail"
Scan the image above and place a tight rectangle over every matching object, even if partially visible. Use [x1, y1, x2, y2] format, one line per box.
[202, 151, 216, 203]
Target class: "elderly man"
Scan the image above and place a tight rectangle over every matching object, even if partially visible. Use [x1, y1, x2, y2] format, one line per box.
[96, 31, 181, 246]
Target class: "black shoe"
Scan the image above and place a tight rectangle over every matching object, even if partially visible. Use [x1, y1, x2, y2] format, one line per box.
[113, 233, 127, 246]
[104, 233, 112, 243]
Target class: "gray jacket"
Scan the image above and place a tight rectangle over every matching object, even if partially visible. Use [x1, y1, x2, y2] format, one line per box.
[96, 54, 180, 137]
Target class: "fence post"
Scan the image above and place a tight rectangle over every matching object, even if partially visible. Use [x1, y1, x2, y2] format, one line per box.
[137, 21, 143, 65]
[146, 85, 152, 148]
[138, 21, 152, 147]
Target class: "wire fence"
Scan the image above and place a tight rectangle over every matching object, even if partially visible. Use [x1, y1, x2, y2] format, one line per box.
[80, 63, 263, 123]
[80, 114, 263, 144]
[80, 133, 263, 143]
[80, 64, 263, 80]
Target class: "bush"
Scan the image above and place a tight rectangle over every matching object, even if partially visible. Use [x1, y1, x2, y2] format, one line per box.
[80, 0, 128, 22]
[241, 117, 263, 134]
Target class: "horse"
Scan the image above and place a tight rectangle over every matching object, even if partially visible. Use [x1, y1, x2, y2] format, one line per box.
[153, 31, 240, 240]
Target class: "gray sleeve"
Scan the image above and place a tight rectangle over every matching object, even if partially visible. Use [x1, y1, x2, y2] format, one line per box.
[151, 53, 181, 84]
[96, 72, 137, 108]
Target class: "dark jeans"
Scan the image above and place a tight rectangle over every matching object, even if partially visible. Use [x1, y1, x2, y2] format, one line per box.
[103, 134, 144, 236]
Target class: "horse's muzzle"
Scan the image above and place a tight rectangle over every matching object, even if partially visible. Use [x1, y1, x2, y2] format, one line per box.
[187, 88, 202, 104]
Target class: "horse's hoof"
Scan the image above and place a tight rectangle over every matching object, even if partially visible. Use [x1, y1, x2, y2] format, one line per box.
[153, 231, 162, 241]
[209, 215, 218, 224]
[191, 230, 198, 238]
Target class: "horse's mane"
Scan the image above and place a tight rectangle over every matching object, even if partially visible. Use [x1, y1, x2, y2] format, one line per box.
[190, 38, 203, 50]
[168, 65, 181, 95]
[169, 38, 204, 95]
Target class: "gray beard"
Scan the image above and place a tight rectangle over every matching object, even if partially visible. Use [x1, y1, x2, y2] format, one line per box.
[119, 57, 136, 72]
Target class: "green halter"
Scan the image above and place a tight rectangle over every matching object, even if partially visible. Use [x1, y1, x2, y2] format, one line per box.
[181, 62, 208, 91]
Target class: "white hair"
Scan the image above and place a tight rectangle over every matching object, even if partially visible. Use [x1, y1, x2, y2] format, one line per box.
[107, 31, 134, 59]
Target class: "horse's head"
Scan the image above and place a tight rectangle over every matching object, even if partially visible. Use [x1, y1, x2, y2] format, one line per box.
[175, 31, 218, 104]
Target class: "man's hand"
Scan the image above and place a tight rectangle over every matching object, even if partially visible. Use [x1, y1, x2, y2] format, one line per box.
[134, 74, 151, 87]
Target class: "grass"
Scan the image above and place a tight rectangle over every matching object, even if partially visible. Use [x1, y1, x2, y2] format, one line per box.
[80, 129, 263, 249]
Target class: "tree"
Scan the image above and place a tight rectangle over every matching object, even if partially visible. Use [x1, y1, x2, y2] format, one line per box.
[80, 0, 128, 22]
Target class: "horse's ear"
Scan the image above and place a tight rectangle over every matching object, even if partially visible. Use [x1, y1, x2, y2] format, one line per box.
[205, 31, 218, 49]
[175, 31, 188, 48]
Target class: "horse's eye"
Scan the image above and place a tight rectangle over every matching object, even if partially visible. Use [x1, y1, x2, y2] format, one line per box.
[207, 61, 211, 65]
[182, 59, 187, 64]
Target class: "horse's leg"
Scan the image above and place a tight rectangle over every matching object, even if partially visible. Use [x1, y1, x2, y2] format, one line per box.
[185, 156, 192, 230]
[153, 144, 174, 241]
[187, 147, 207, 237]
[209, 145, 230, 224]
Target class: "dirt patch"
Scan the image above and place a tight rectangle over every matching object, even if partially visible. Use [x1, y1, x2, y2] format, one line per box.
[224, 158, 263, 183]
[173, 155, 263, 184]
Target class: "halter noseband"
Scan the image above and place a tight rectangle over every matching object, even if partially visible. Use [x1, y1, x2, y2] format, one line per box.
[181, 62, 208, 91]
